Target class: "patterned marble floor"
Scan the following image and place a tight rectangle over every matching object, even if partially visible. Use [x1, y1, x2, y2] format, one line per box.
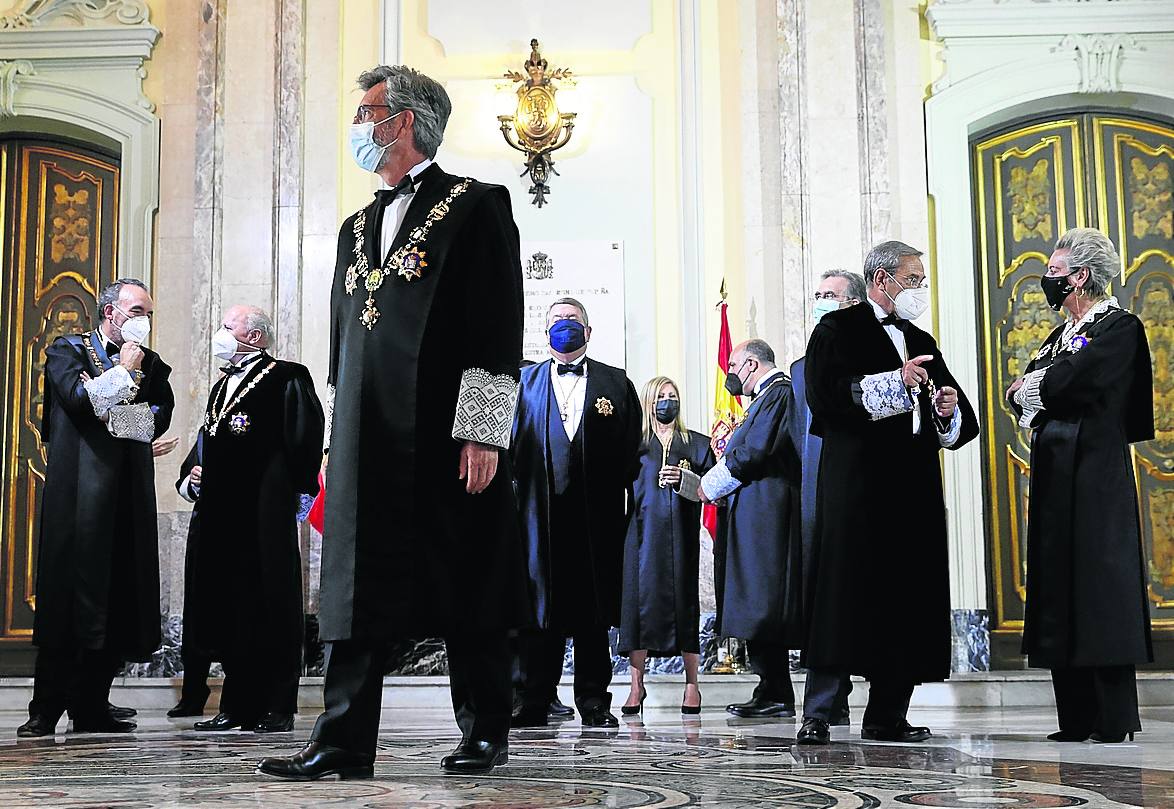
[1, 706, 1172, 808]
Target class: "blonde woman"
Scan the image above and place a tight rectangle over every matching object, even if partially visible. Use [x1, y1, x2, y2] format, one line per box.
[618, 377, 715, 714]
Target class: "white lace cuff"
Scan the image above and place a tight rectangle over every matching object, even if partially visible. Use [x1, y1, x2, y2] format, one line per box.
[1014, 368, 1047, 428]
[323, 383, 335, 450]
[452, 368, 519, 449]
[700, 458, 742, 501]
[857, 370, 914, 421]
[937, 407, 963, 448]
[83, 365, 136, 417]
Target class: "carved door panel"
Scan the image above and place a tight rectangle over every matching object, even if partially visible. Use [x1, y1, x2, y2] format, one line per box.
[0, 136, 119, 673]
[973, 113, 1174, 668]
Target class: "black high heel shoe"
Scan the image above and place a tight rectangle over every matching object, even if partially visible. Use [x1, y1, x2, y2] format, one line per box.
[621, 686, 647, 716]
[681, 686, 702, 715]
[1090, 730, 1135, 743]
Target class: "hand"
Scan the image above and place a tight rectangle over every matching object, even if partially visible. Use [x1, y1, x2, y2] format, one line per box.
[152, 436, 179, 457]
[901, 354, 934, 388]
[933, 385, 959, 418]
[190, 465, 203, 486]
[459, 441, 499, 495]
[1005, 377, 1025, 402]
[697, 483, 712, 504]
[79, 372, 92, 383]
[119, 342, 144, 372]
[658, 465, 683, 488]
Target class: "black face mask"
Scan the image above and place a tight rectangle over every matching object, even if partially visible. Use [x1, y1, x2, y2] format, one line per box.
[654, 399, 679, 424]
[724, 368, 746, 398]
[1041, 272, 1076, 311]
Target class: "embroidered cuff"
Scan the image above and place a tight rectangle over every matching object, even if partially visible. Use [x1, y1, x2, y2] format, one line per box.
[937, 407, 962, 448]
[676, 469, 703, 502]
[854, 370, 914, 421]
[1014, 369, 1047, 428]
[701, 458, 742, 501]
[323, 383, 335, 450]
[179, 474, 199, 504]
[83, 365, 136, 417]
[452, 368, 519, 450]
[106, 402, 155, 443]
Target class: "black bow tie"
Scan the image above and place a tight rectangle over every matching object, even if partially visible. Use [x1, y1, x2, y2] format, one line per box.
[220, 364, 246, 376]
[556, 363, 584, 376]
[374, 174, 415, 206]
[880, 313, 910, 331]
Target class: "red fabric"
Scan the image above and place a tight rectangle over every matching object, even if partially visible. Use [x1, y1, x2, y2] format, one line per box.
[308, 470, 326, 534]
[704, 301, 742, 540]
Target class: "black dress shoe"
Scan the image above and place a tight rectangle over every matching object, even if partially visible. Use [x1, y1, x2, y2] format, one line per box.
[510, 707, 549, 728]
[253, 712, 295, 733]
[257, 741, 374, 781]
[108, 703, 137, 719]
[797, 717, 830, 745]
[548, 697, 575, 719]
[71, 714, 136, 734]
[440, 740, 508, 774]
[16, 715, 59, 738]
[860, 721, 931, 743]
[1047, 730, 1090, 742]
[580, 707, 619, 728]
[193, 712, 250, 732]
[725, 697, 796, 719]
[167, 697, 208, 718]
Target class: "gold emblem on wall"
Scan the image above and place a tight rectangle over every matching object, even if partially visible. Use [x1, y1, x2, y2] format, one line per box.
[49, 183, 91, 263]
[1130, 156, 1173, 240]
[26, 295, 90, 448]
[1008, 159, 1054, 243]
[1151, 491, 1174, 593]
[1136, 278, 1174, 451]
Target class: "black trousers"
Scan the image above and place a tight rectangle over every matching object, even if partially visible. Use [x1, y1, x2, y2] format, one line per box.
[516, 626, 613, 711]
[801, 669, 854, 721]
[218, 649, 300, 721]
[805, 668, 913, 728]
[29, 647, 121, 722]
[312, 632, 512, 757]
[178, 649, 212, 706]
[1051, 665, 1141, 736]
[747, 641, 796, 705]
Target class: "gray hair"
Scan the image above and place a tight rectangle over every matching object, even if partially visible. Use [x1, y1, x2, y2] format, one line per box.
[547, 297, 589, 326]
[357, 65, 451, 159]
[863, 240, 924, 285]
[95, 278, 148, 323]
[821, 268, 867, 303]
[1054, 227, 1119, 298]
[742, 338, 776, 367]
[243, 306, 274, 348]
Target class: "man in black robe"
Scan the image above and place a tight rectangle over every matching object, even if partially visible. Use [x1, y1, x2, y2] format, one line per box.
[170, 439, 212, 719]
[18, 279, 174, 737]
[258, 65, 527, 779]
[800, 241, 978, 744]
[178, 305, 323, 733]
[511, 298, 641, 729]
[699, 339, 802, 719]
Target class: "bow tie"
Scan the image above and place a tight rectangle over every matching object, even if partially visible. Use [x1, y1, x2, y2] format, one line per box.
[556, 363, 585, 376]
[880, 313, 910, 331]
[374, 174, 416, 206]
[220, 355, 263, 376]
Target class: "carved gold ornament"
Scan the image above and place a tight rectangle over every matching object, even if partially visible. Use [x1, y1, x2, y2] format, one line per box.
[49, 183, 91, 263]
[1007, 159, 1054, 243]
[1129, 156, 1173, 240]
[594, 397, 614, 416]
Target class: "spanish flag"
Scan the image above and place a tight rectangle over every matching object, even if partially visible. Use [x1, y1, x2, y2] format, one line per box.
[704, 289, 743, 539]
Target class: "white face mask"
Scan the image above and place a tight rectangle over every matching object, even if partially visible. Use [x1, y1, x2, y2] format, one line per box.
[211, 327, 260, 362]
[892, 286, 930, 321]
[348, 110, 403, 173]
[114, 306, 151, 344]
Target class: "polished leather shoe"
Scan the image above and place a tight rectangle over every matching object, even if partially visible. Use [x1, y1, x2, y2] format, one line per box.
[108, 703, 137, 719]
[725, 697, 796, 719]
[193, 712, 250, 732]
[861, 721, 931, 743]
[257, 741, 374, 781]
[72, 714, 136, 734]
[440, 740, 508, 774]
[510, 707, 549, 728]
[548, 697, 575, 719]
[17, 714, 59, 738]
[580, 707, 619, 728]
[797, 717, 830, 745]
[253, 712, 295, 733]
[167, 697, 208, 718]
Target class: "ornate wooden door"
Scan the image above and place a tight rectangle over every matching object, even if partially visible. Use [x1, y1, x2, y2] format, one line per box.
[973, 112, 1174, 668]
[0, 135, 120, 673]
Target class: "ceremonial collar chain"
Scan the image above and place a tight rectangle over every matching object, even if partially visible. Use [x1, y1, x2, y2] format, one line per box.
[82, 333, 138, 403]
[206, 360, 277, 436]
[344, 177, 473, 331]
[1052, 296, 1120, 359]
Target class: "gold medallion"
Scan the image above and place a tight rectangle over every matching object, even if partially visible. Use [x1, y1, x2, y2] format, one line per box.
[595, 397, 614, 416]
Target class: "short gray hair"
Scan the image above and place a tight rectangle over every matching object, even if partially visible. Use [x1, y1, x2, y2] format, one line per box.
[243, 307, 274, 348]
[742, 338, 776, 367]
[547, 297, 589, 326]
[821, 268, 867, 303]
[357, 65, 451, 159]
[1054, 227, 1119, 298]
[863, 240, 924, 285]
[96, 278, 148, 323]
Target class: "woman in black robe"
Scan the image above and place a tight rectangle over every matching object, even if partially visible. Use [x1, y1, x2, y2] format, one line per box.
[618, 376, 714, 714]
[1009, 228, 1154, 743]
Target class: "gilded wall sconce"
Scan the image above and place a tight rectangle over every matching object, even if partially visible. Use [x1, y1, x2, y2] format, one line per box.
[498, 39, 576, 207]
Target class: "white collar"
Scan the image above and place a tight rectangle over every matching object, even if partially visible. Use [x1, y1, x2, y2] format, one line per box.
[1067, 296, 1119, 330]
[232, 351, 266, 369]
[868, 298, 891, 321]
[380, 158, 433, 190]
[753, 367, 784, 396]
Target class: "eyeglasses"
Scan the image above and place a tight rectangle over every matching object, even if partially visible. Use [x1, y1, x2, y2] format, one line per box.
[813, 292, 851, 301]
[886, 271, 927, 290]
[353, 104, 393, 123]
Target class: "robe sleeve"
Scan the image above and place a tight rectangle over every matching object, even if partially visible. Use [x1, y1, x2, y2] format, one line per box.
[926, 351, 979, 451]
[1039, 313, 1145, 416]
[324, 218, 349, 453]
[284, 366, 326, 495]
[622, 377, 643, 484]
[176, 437, 200, 503]
[805, 321, 910, 426]
[724, 385, 790, 484]
[146, 356, 175, 439]
[450, 189, 523, 450]
[43, 338, 100, 427]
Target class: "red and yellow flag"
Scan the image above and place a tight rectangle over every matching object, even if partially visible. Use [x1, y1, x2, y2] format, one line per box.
[704, 294, 743, 539]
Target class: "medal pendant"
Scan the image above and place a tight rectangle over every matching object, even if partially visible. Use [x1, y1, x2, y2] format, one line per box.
[229, 412, 251, 435]
[398, 249, 428, 282]
[365, 268, 383, 291]
[360, 299, 381, 330]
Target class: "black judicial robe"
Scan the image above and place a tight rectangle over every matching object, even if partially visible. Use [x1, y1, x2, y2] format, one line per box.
[319, 164, 529, 641]
[176, 440, 203, 660]
[34, 335, 174, 660]
[803, 302, 978, 682]
[714, 374, 804, 645]
[512, 358, 642, 630]
[182, 356, 323, 663]
[619, 430, 715, 656]
[1016, 307, 1154, 669]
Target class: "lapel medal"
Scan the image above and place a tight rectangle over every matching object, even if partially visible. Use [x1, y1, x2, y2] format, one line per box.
[229, 412, 251, 435]
[397, 249, 428, 282]
[595, 397, 614, 416]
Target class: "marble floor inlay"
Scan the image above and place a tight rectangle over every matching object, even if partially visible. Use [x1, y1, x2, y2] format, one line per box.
[1, 707, 1172, 808]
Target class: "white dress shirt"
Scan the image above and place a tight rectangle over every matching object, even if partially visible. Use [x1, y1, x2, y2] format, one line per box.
[550, 355, 588, 439]
[378, 158, 434, 261]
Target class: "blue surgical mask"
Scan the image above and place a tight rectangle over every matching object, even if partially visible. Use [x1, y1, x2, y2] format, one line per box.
[348, 111, 403, 173]
[548, 319, 587, 353]
[812, 299, 840, 322]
